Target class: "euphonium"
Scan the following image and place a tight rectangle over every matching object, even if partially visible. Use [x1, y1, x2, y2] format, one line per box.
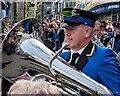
[1, 17, 113, 96]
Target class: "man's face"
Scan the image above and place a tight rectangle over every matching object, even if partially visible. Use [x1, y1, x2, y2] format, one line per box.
[94, 25, 101, 37]
[114, 27, 120, 34]
[64, 24, 90, 51]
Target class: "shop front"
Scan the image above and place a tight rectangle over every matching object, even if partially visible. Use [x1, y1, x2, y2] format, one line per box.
[90, 2, 120, 21]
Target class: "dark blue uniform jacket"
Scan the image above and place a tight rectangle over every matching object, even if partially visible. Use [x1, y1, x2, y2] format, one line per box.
[60, 41, 120, 95]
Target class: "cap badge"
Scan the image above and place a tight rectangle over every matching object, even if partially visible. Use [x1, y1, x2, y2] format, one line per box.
[71, 9, 79, 17]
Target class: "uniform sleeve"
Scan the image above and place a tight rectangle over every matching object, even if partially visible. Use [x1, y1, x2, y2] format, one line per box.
[98, 49, 120, 95]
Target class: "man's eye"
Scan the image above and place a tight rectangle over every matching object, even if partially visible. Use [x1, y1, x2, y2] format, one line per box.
[66, 27, 74, 30]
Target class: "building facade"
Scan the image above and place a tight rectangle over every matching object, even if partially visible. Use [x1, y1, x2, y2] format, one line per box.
[90, 1, 120, 21]
[36, 1, 76, 20]
[54, 1, 76, 20]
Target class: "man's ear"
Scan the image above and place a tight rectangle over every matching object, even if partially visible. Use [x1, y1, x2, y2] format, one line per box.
[85, 27, 92, 37]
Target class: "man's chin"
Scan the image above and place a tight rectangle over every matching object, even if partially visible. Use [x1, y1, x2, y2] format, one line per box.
[68, 44, 75, 49]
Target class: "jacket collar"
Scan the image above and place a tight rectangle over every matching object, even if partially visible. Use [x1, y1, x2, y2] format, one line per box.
[82, 41, 95, 57]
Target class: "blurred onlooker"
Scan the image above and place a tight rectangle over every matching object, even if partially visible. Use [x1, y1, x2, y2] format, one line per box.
[49, 24, 58, 51]
[42, 21, 50, 39]
[94, 21, 102, 38]
[106, 20, 114, 31]
[8, 79, 61, 96]
[24, 19, 33, 34]
[93, 21, 105, 45]
[7, 19, 14, 29]
[100, 21, 106, 34]
[103, 27, 114, 47]
[113, 22, 120, 53]
[107, 27, 114, 38]
[56, 20, 61, 26]
[57, 27, 65, 49]
[6, 0, 12, 18]
[60, 20, 64, 25]
[42, 21, 55, 51]
[1, 0, 7, 18]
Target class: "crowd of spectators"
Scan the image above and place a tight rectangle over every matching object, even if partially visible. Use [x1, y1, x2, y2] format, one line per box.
[93, 20, 120, 54]
[1, 0, 12, 18]
[40, 18, 120, 54]
[41, 19, 65, 52]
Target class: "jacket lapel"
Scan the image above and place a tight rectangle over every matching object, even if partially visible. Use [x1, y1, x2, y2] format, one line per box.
[75, 41, 95, 71]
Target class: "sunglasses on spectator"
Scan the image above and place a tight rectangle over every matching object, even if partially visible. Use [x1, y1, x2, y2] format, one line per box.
[94, 30, 100, 31]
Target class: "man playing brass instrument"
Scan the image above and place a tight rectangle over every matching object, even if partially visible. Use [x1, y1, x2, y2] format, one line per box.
[60, 8, 120, 95]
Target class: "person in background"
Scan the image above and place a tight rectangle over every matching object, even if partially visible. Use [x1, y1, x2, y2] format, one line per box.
[113, 22, 120, 54]
[1, 0, 7, 18]
[94, 22, 102, 38]
[6, 0, 12, 18]
[8, 79, 62, 96]
[24, 19, 33, 34]
[60, 8, 120, 95]
[57, 27, 65, 49]
[93, 21, 105, 46]
[106, 20, 114, 31]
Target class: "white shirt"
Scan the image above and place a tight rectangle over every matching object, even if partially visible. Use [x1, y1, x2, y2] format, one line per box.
[69, 45, 87, 64]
